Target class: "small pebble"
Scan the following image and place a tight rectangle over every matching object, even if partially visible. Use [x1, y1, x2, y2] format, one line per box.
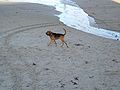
[88, 46, 90, 48]
[33, 63, 36, 65]
[45, 68, 50, 70]
[89, 76, 94, 78]
[85, 61, 88, 64]
[74, 77, 79, 80]
[112, 59, 118, 63]
[71, 80, 78, 85]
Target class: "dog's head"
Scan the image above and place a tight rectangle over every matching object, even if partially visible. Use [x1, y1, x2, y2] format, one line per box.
[46, 31, 52, 36]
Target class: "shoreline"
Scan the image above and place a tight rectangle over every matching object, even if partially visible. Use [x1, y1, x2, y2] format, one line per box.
[1, 0, 120, 40]
[0, 2, 120, 90]
[73, 0, 120, 32]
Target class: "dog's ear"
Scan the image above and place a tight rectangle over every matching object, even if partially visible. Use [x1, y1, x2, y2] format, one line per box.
[46, 31, 52, 36]
[49, 31, 53, 36]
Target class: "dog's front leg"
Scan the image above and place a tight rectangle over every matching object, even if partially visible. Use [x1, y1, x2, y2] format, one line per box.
[48, 40, 52, 46]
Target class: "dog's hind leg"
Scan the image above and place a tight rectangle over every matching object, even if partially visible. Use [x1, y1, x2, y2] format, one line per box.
[64, 41, 69, 48]
[60, 37, 69, 48]
[60, 40, 69, 48]
[53, 39, 57, 47]
[61, 42, 64, 47]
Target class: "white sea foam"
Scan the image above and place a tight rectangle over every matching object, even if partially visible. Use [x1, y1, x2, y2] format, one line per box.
[6, 0, 120, 40]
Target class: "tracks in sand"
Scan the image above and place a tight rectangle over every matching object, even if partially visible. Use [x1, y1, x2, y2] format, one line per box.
[0, 22, 65, 47]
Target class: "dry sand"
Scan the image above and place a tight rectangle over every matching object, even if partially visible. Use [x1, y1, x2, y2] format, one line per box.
[74, 0, 120, 32]
[0, 1, 120, 90]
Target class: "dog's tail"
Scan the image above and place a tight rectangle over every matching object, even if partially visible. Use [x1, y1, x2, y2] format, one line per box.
[63, 28, 66, 35]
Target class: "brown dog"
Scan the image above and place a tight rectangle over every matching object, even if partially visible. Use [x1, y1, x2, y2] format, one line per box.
[46, 28, 69, 48]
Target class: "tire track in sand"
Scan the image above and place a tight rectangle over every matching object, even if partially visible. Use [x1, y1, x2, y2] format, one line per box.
[1, 22, 65, 47]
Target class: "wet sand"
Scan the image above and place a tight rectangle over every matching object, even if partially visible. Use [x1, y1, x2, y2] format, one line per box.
[74, 0, 120, 32]
[0, 1, 120, 90]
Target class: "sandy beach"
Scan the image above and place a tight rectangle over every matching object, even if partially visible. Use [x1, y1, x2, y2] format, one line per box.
[74, 0, 120, 32]
[0, 1, 120, 90]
